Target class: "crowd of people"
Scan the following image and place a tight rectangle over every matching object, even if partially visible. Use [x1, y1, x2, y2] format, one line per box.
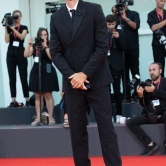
[2, 0, 166, 165]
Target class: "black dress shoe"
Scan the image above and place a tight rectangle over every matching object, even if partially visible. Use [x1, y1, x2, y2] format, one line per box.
[131, 96, 139, 103]
[141, 143, 159, 156]
[24, 101, 31, 107]
[7, 101, 19, 108]
[122, 99, 131, 103]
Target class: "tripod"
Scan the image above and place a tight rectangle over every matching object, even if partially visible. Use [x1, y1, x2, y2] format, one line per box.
[36, 45, 43, 126]
[117, 14, 128, 102]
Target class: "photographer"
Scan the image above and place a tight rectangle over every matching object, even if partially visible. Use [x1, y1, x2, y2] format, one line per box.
[147, 0, 166, 77]
[116, 1, 140, 102]
[2, 10, 30, 107]
[112, 6, 117, 15]
[24, 27, 59, 126]
[126, 62, 166, 156]
[106, 14, 126, 123]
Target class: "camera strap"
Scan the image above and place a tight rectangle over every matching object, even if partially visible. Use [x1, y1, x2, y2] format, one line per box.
[156, 9, 164, 22]
[13, 25, 21, 40]
[36, 46, 44, 56]
[142, 93, 157, 119]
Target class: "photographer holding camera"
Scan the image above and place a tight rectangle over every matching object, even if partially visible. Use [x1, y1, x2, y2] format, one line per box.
[147, 0, 166, 77]
[106, 14, 126, 123]
[112, 6, 117, 15]
[2, 10, 30, 107]
[24, 27, 59, 126]
[116, 0, 140, 102]
[126, 62, 166, 156]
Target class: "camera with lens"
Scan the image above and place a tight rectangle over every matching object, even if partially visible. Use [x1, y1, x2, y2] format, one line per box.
[1, 13, 19, 27]
[108, 30, 114, 36]
[45, 2, 65, 14]
[128, 74, 151, 90]
[115, 0, 134, 13]
[35, 37, 44, 47]
[155, 29, 166, 50]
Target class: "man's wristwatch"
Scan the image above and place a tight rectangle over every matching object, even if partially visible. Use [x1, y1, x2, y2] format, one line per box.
[126, 18, 131, 22]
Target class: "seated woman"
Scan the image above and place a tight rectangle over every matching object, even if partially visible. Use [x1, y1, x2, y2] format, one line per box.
[24, 27, 59, 126]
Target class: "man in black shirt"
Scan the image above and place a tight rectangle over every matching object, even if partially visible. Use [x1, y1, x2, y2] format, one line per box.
[116, 3, 140, 102]
[147, 0, 166, 77]
[126, 62, 166, 156]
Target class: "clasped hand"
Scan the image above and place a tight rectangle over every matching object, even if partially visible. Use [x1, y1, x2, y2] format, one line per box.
[68, 72, 89, 90]
[137, 84, 155, 97]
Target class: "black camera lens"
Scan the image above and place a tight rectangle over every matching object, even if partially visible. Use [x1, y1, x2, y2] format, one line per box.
[7, 19, 12, 25]
[35, 37, 44, 47]
[128, 74, 140, 90]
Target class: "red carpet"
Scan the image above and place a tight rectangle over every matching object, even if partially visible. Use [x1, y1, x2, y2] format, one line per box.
[0, 156, 166, 166]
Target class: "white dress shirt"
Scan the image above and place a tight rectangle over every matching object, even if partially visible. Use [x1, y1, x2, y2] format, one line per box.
[66, 0, 79, 17]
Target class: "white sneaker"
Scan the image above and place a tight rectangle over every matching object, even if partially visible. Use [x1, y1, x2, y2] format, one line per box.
[119, 117, 127, 125]
[116, 115, 122, 123]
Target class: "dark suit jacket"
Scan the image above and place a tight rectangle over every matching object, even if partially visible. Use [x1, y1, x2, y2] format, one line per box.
[50, 0, 113, 94]
[139, 77, 166, 115]
[107, 29, 126, 71]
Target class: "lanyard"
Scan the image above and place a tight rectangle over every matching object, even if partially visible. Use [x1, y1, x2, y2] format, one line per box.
[13, 25, 21, 40]
[35, 46, 44, 56]
[152, 78, 161, 100]
[108, 36, 113, 49]
[156, 9, 164, 22]
[152, 79, 161, 90]
[36, 49, 39, 56]
[108, 29, 116, 49]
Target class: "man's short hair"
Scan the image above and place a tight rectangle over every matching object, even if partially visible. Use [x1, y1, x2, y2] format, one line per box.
[106, 14, 116, 23]
[150, 62, 162, 70]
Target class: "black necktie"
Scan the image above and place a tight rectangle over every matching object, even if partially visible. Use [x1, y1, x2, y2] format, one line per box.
[70, 9, 76, 23]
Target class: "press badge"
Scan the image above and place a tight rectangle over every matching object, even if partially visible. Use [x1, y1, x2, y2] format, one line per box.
[117, 25, 122, 30]
[13, 41, 19, 47]
[34, 56, 39, 63]
[152, 100, 160, 106]
[107, 50, 111, 56]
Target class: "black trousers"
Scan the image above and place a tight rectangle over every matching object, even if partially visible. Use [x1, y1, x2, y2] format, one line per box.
[110, 73, 123, 116]
[6, 48, 29, 98]
[123, 48, 140, 99]
[126, 112, 166, 146]
[65, 86, 122, 166]
[152, 46, 166, 77]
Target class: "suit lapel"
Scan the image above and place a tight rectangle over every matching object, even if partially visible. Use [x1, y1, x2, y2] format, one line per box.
[159, 77, 163, 90]
[70, 0, 87, 43]
[61, 6, 73, 32]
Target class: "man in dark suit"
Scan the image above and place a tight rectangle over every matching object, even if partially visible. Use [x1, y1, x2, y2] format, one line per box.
[50, 0, 122, 166]
[126, 62, 166, 156]
[106, 14, 126, 123]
